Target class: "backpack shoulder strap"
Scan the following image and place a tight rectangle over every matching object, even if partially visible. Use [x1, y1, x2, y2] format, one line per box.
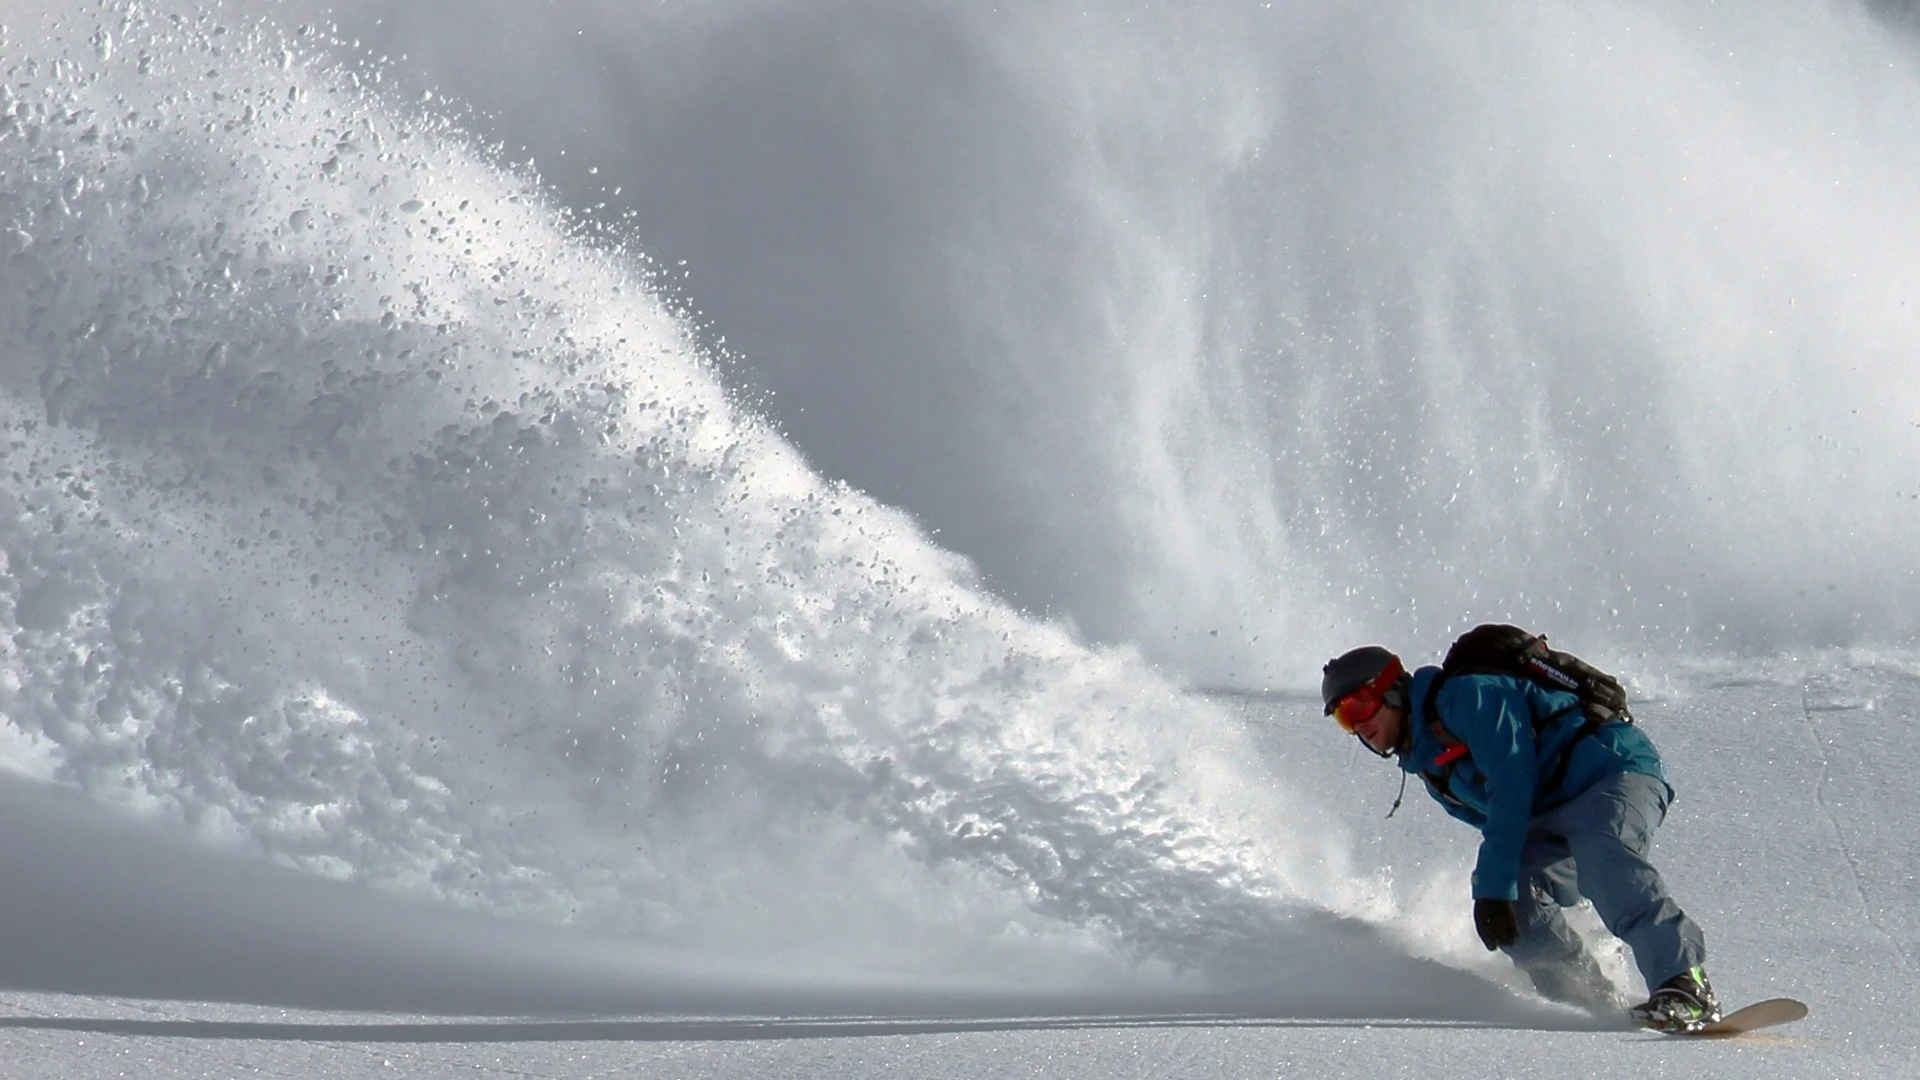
[1417, 673, 1470, 803]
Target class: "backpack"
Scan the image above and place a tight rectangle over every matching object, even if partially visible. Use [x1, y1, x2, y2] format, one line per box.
[1435, 623, 1632, 725]
[1411, 624, 1632, 815]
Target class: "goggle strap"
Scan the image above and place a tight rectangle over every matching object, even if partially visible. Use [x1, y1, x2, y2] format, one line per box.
[1361, 656, 1406, 704]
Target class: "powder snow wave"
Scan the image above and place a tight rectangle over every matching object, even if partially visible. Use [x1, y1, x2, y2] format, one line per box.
[0, 3, 1391, 996]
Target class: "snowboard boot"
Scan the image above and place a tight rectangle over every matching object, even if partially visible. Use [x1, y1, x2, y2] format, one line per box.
[1630, 966, 1721, 1032]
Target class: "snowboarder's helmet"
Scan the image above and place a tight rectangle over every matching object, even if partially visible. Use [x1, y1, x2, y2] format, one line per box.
[1321, 646, 1402, 717]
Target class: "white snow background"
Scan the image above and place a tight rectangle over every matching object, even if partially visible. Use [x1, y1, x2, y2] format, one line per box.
[1, 1, 1918, 1077]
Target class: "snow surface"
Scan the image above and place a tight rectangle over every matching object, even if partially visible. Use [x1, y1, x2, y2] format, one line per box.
[5, 663, 1918, 1077]
[2, 1, 1919, 1077]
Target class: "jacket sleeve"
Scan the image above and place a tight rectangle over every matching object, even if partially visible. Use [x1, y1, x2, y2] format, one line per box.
[1446, 678, 1537, 901]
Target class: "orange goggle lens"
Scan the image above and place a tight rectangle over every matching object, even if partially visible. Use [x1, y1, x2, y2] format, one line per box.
[1331, 687, 1383, 732]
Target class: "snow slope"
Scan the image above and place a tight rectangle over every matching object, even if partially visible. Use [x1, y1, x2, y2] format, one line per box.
[3, 659, 1917, 1077]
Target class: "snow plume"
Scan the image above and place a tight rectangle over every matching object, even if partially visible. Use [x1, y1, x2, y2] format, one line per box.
[0, 3, 1451, 1006]
[265, 0, 1920, 680]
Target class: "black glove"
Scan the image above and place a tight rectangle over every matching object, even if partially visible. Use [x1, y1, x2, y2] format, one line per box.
[1473, 898, 1520, 951]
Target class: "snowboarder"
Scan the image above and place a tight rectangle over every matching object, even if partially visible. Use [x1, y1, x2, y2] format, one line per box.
[1319, 643, 1719, 1030]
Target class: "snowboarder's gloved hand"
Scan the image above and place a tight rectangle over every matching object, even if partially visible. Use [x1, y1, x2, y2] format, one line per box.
[1473, 898, 1520, 950]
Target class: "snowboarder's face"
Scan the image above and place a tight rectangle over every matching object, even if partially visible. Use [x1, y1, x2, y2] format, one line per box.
[1352, 700, 1406, 756]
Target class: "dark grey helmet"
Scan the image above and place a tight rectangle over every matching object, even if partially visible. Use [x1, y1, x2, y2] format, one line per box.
[1321, 645, 1402, 715]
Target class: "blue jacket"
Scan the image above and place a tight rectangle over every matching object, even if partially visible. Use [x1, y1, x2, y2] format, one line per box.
[1400, 665, 1667, 901]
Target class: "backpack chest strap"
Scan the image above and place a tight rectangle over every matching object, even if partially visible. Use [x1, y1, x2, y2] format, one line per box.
[1420, 716, 1470, 806]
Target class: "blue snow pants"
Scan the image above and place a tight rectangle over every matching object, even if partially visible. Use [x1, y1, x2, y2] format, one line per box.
[1503, 770, 1707, 991]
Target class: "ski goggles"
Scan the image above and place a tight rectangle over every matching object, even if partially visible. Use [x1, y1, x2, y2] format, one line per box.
[1327, 656, 1406, 732]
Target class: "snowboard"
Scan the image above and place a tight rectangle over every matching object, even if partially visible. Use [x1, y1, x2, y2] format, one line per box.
[1657, 997, 1808, 1038]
